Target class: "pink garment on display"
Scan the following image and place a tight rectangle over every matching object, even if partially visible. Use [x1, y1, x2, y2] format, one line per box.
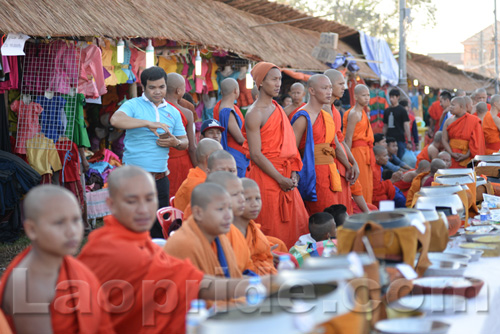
[11, 100, 42, 154]
[0, 55, 19, 93]
[78, 44, 107, 98]
[48, 40, 79, 95]
[129, 47, 146, 84]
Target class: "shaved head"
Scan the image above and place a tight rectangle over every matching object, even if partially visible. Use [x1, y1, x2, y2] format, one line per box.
[430, 158, 446, 174]
[474, 88, 488, 103]
[476, 102, 488, 114]
[207, 150, 237, 174]
[207, 150, 235, 169]
[456, 89, 466, 97]
[437, 151, 452, 168]
[290, 82, 305, 92]
[452, 96, 465, 109]
[475, 88, 487, 95]
[307, 74, 329, 88]
[24, 185, 78, 221]
[241, 177, 259, 190]
[354, 84, 369, 95]
[205, 171, 239, 189]
[490, 94, 500, 106]
[464, 96, 472, 105]
[220, 78, 239, 96]
[166, 72, 185, 94]
[108, 165, 155, 198]
[373, 145, 387, 156]
[433, 131, 442, 144]
[191, 182, 228, 209]
[196, 138, 223, 166]
[324, 69, 344, 82]
[289, 82, 305, 104]
[416, 160, 431, 173]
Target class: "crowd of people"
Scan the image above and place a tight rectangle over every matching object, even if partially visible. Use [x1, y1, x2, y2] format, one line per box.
[1, 62, 498, 333]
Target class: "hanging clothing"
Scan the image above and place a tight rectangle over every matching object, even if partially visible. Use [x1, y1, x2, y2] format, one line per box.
[37, 95, 67, 142]
[78, 44, 107, 98]
[101, 40, 119, 86]
[25, 134, 62, 175]
[10, 100, 43, 154]
[48, 40, 79, 95]
[62, 93, 90, 147]
[56, 139, 80, 183]
[129, 47, 146, 84]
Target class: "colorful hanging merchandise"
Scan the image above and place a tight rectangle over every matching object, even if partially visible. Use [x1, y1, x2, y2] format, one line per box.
[10, 99, 42, 154]
[78, 44, 107, 98]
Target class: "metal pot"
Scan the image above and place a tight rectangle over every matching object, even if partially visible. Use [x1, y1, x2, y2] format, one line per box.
[302, 253, 374, 271]
[344, 212, 411, 231]
[474, 154, 500, 162]
[417, 208, 440, 222]
[436, 168, 474, 176]
[415, 193, 465, 217]
[435, 174, 475, 185]
[394, 208, 426, 225]
[419, 185, 462, 196]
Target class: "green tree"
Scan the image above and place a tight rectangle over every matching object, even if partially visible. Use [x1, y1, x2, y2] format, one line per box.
[276, 0, 436, 47]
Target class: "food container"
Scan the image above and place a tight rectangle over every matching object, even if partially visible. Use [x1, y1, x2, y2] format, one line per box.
[436, 168, 474, 176]
[394, 208, 426, 225]
[344, 211, 411, 231]
[423, 260, 467, 277]
[460, 242, 500, 257]
[444, 247, 484, 262]
[412, 276, 484, 299]
[389, 294, 466, 315]
[375, 318, 451, 334]
[415, 193, 465, 217]
[427, 252, 471, 265]
[419, 185, 463, 197]
[435, 174, 475, 186]
[474, 155, 500, 162]
[464, 225, 498, 242]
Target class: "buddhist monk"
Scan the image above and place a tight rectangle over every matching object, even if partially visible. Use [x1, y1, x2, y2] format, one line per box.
[475, 102, 488, 122]
[437, 151, 452, 168]
[1, 185, 113, 333]
[291, 74, 351, 215]
[429, 91, 451, 135]
[422, 158, 447, 187]
[79, 166, 265, 333]
[406, 159, 445, 207]
[234, 178, 278, 275]
[483, 95, 500, 154]
[372, 146, 406, 208]
[174, 138, 222, 211]
[324, 69, 360, 214]
[284, 82, 306, 118]
[344, 84, 375, 203]
[243, 62, 309, 248]
[213, 78, 250, 177]
[165, 73, 197, 196]
[394, 160, 430, 197]
[474, 88, 490, 110]
[203, 172, 254, 275]
[416, 131, 444, 165]
[442, 97, 486, 168]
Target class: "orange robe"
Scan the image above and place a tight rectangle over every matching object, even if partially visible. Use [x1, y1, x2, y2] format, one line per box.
[350, 180, 378, 213]
[226, 224, 254, 274]
[372, 163, 396, 208]
[78, 216, 204, 334]
[213, 101, 246, 154]
[242, 101, 309, 248]
[483, 112, 500, 154]
[179, 98, 198, 121]
[332, 105, 353, 214]
[405, 171, 430, 207]
[245, 221, 278, 275]
[164, 216, 242, 278]
[295, 110, 342, 215]
[173, 167, 206, 212]
[266, 235, 288, 253]
[287, 102, 306, 120]
[343, 108, 374, 204]
[446, 113, 486, 168]
[0, 247, 114, 334]
[428, 100, 444, 133]
[168, 107, 194, 197]
[416, 144, 430, 165]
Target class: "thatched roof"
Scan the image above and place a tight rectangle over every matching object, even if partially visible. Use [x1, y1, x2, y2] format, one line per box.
[406, 52, 495, 92]
[215, 0, 359, 38]
[0, 0, 376, 75]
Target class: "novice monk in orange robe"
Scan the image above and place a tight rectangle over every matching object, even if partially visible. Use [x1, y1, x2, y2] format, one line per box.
[79, 166, 263, 333]
[284, 82, 306, 118]
[406, 158, 446, 207]
[372, 146, 407, 208]
[291, 74, 352, 215]
[0, 186, 113, 334]
[243, 62, 309, 248]
[442, 97, 485, 168]
[416, 131, 443, 165]
[174, 138, 222, 211]
[483, 94, 500, 154]
[344, 84, 375, 204]
[166, 73, 197, 196]
[393, 160, 431, 197]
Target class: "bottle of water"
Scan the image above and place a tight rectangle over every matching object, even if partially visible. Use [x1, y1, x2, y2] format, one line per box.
[246, 276, 267, 306]
[322, 241, 336, 258]
[480, 202, 490, 222]
[277, 254, 295, 271]
[186, 299, 209, 334]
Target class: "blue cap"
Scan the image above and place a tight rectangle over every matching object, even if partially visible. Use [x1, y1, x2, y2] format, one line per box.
[201, 119, 225, 134]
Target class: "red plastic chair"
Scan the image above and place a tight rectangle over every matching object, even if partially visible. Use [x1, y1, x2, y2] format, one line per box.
[156, 206, 184, 239]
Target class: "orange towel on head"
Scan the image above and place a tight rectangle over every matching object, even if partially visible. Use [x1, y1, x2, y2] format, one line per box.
[416, 144, 430, 166]
[406, 171, 430, 207]
[446, 113, 485, 168]
[168, 108, 194, 196]
[372, 162, 396, 208]
[164, 216, 242, 278]
[242, 101, 309, 248]
[343, 107, 374, 203]
[246, 221, 277, 275]
[78, 215, 204, 334]
[174, 167, 206, 211]
[226, 224, 254, 274]
[483, 112, 500, 154]
[251, 62, 280, 88]
[0, 247, 114, 334]
[332, 105, 353, 214]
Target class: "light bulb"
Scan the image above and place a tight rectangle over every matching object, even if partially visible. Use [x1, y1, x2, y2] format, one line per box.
[246, 64, 253, 89]
[117, 39, 125, 64]
[424, 86, 430, 95]
[413, 79, 419, 87]
[195, 50, 202, 76]
[145, 39, 155, 68]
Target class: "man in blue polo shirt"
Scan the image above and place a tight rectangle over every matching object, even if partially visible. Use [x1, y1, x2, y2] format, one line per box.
[110, 66, 188, 237]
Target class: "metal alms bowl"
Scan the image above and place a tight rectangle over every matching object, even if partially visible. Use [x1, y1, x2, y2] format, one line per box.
[419, 185, 463, 196]
[417, 208, 440, 222]
[394, 208, 426, 225]
[435, 174, 475, 186]
[436, 168, 474, 176]
[344, 211, 411, 231]
[415, 193, 465, 217]
[474, 155, 500, 162]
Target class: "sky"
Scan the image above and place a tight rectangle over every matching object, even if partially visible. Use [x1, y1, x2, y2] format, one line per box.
[407, 0, 496, 54]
